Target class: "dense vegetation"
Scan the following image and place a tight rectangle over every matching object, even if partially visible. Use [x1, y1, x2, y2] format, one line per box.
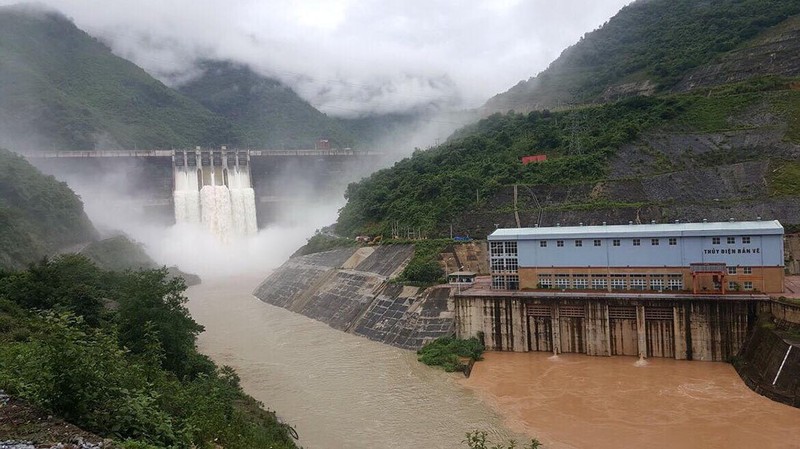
[337, 73, 800, 238]
[395, 240, 448, 285]
[337, 95, 683, 236]
[486, 0, 800, 112]
[0, 5, 235, 151]
[0, 148, 96, 269]
[417, 336, 484, 372]
[179, 61, 356, 149]
[0, 255, 298, 448]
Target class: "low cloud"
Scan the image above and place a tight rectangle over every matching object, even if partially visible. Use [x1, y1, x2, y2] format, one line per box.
[6, 0, 632, 116]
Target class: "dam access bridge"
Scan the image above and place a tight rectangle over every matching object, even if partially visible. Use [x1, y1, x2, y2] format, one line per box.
[27, 147, 382, 226]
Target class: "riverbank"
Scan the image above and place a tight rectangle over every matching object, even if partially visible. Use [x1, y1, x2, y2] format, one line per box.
[461, 352, 800, 449]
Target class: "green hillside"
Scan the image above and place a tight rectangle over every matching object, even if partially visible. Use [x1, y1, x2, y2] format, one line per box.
[179, 61, 355, 149]
[337, 2, 800, 238]
[0, 148, 96, 268]
[0, 5, 234, 151]
[484, 0, 800, 113]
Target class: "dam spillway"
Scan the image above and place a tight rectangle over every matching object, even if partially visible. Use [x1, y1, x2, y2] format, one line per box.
[172, 149, 257, 238]
[26, 147, 381, 227]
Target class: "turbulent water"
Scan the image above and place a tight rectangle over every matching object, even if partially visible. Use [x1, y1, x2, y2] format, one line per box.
[186, 274, 800, 449]
[173, 167, 257, 239]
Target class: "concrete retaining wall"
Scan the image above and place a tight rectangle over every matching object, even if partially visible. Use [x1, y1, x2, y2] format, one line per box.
[254, 245, 456, 350]
[455, 295, 757, 361]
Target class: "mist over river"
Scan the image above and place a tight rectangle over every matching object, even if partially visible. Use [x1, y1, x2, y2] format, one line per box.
[186, 272, 800, 449]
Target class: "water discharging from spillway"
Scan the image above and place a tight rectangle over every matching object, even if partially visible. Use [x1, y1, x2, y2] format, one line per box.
[173, 165, 257, 240]
[186, 275, 800, 449]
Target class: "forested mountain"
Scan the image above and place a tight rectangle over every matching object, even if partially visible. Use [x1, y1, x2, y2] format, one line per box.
[0, 148, 96, 268]
[0, 4, 234, 151]
[178, 61, 356, 149]
[483, 0, 800, 113]
[337, 3, 800, 238]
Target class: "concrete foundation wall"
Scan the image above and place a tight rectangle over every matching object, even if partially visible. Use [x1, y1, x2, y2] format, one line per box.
[456, 295, 759, 362]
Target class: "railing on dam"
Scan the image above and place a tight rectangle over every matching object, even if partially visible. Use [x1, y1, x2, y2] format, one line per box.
[26, 149, 381, 158]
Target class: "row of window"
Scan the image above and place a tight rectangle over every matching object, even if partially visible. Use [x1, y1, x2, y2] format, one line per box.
[489, 241, 518, 257]
[713, 236, 751, 245]
[536, 274, 684, 291]
[490, 258, 519, 273]
[492, 275, 519, 290]
[726, 266, 753, 275]
[540, 237, 680, 248]
[728, 281, 755, 290]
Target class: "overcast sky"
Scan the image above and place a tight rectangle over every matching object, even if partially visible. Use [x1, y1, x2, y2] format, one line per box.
[10, 0, 632, 117]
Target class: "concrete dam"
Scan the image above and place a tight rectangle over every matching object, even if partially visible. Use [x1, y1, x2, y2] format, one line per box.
[27, 148, 380, 228]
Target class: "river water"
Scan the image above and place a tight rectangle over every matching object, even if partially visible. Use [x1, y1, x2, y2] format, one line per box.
[185, 274, 517, 449]
[186, 274, 800, 449]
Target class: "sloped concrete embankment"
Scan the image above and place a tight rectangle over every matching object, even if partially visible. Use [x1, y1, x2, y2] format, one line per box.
[253, 245, 455, 350]
[735, 324, 800, 407]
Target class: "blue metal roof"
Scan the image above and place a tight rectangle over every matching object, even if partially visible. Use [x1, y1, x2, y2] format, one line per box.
[488, 220, 784, 241]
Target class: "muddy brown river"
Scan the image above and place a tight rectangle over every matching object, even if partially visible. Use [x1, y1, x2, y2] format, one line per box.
[186, 274, 800, 449]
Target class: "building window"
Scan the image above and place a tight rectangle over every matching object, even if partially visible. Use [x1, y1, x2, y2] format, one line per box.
[504, 259, 518, 272]
[630, 275, 646, 291]
[507, 275, 519, 290]
[540, 240, 547, 248]
[613, 239, 621, 247]
[712, 237, 720, 245]
[557, 240, 564, 247]
[592, 277, 607, 290]
[727, 266, 737, 275]
[667, 276, 683, 291]
[669, 238, 677, 246]
[538, 275, 552, 289]
[651, 238, 659, 246]
[490, 242, 504, 256]
[573, 276, 588, 289]
[491, 259, 503, 272]
[743, 267, 752, 274]
[742, 236, 751, 244]
[650, 277, 664, 291]
[594, 239, 601, 247]
[575, 240, 583, 247]
[492, 275, 519, 290]
[611, 275, 626, 290]
[491, 275, 505, 289]
[743, 281, 753, 291]
[633, 239, 640, 246]
[505, 241, 518, 256]
[728, 281, 737, 290]
[727, 237, 735, 244]
[555, 275, 570, 289]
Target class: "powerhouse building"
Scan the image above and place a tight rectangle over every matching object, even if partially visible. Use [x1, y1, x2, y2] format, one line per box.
[487, 220, 785, 294]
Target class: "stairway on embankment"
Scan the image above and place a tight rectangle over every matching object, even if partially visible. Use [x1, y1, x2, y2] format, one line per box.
[253, 244, 456, 350]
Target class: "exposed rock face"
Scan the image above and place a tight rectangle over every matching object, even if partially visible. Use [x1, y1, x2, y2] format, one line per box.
[674, 16, 800, 92]
[600, 80, 657, 102]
